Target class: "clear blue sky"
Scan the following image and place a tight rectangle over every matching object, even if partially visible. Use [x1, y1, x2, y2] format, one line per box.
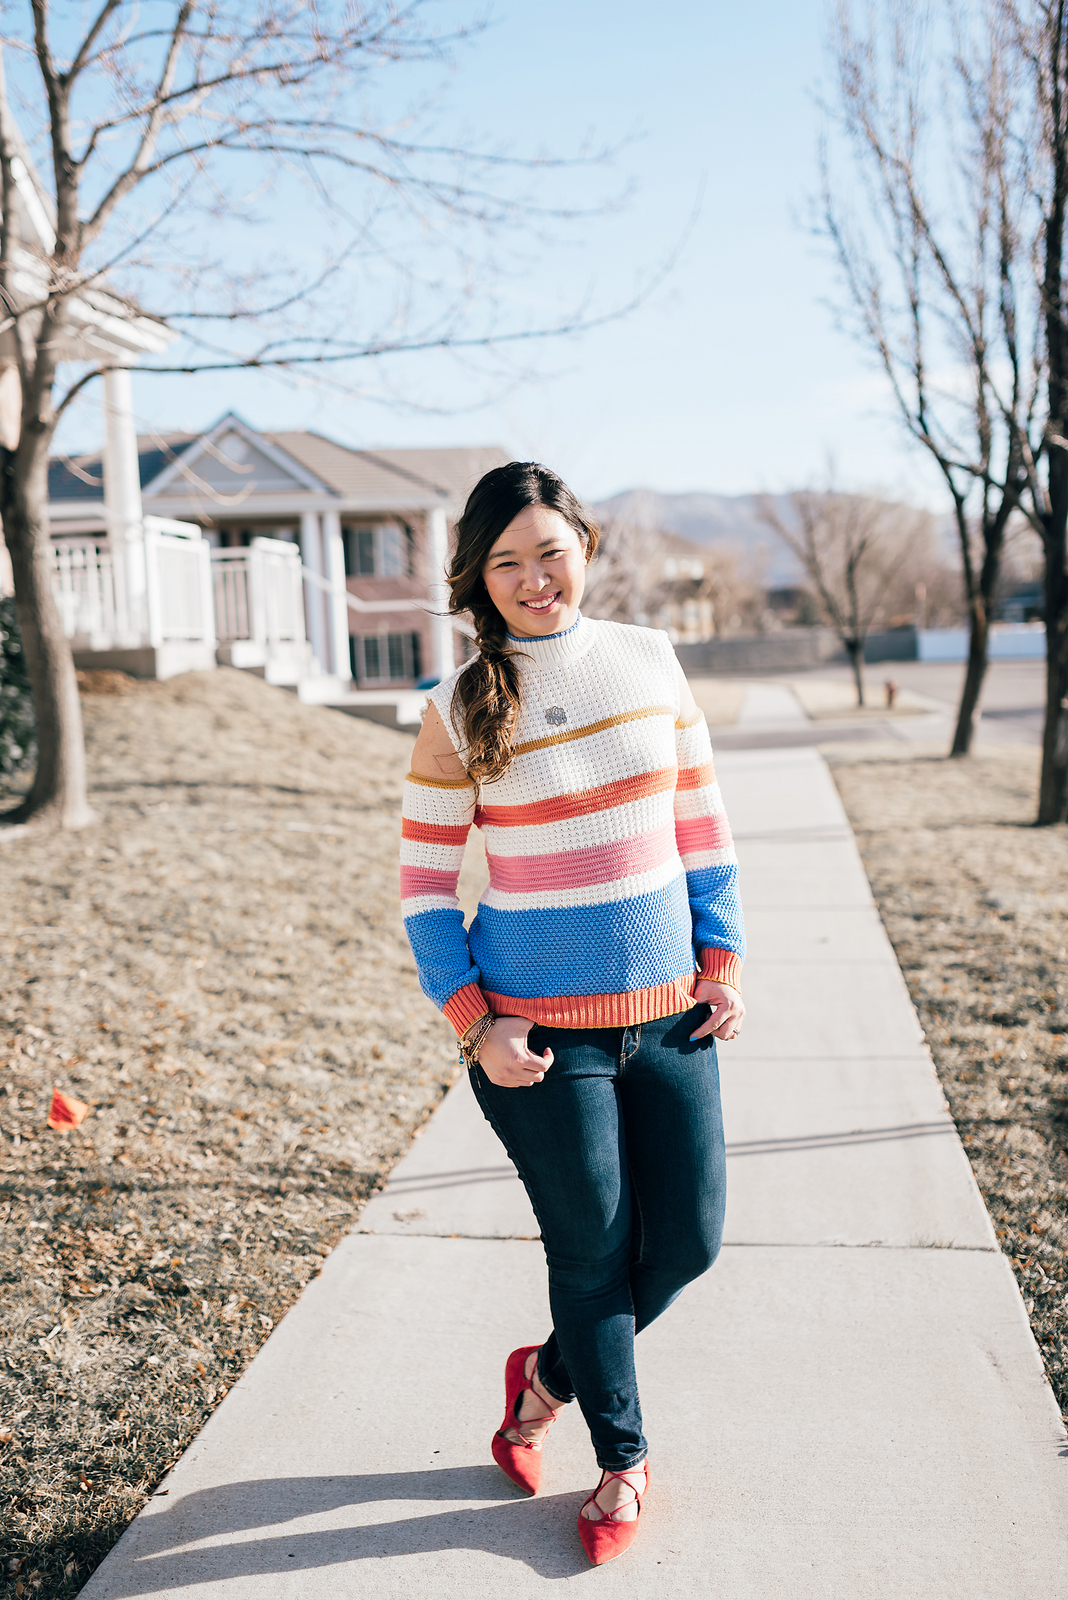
[62, 0, 946, 509]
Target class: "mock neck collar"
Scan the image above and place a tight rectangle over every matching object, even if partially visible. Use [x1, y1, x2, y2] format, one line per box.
[506, 612, 596, 666]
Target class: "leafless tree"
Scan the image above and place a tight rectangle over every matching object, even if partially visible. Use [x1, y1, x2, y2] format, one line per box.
[0, 1, 641, 829]
[756, 489, 930, 705]
[824, 0, 1039, 753]
[1000, 0, 1068, 822]
[583, 515, 649, 625]
[584, 520, 763, 637]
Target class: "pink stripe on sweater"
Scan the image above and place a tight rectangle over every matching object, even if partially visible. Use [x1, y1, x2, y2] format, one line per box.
[487, 821, 676, 894]
[675, 814, 732, 856]
[400, 866, 459, 900]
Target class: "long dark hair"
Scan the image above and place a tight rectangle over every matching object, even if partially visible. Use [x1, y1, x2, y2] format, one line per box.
[447, 461, 599, 784]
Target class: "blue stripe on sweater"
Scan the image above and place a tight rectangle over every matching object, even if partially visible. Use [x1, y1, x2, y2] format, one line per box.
[402, 906, 483, 1010]
[686, 863, 747, 961]
[404, 866, 746, 1011]
[468, 875, 699, 998]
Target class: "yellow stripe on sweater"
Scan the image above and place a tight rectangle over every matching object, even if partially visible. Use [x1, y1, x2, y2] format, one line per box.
[511, 704, 675, 758]
[405, 771, 475, 790]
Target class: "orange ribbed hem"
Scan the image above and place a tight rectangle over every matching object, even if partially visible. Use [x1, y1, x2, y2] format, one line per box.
[481, 976, 700, 1030]
[442, 983, 491, 1037]
[698, 948, 742, 990]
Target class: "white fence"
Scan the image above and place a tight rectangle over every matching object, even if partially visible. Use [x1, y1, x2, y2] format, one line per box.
[51, 540, 121, 645]
[918, 623, 1047, 662]
[212, 537, 306, 648]
[50, 522, 214, 650]
[145, 526, 215, 645]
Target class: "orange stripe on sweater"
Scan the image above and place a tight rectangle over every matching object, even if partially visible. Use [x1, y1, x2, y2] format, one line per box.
[677, 760, 716, 791]
[475, 765, 678, 829]
[482, 975, 701, 1028]
[698, 947, 742, 990]
[401, 817, 471, 846]
[443, 983, 492, 1037]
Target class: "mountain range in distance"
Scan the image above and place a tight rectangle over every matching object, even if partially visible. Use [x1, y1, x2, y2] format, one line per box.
[591, 487, 804, 588]
[592, 486, 965, 588]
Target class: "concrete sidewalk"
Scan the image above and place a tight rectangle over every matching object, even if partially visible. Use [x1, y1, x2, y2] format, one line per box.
[82, 748, 1068, 1599]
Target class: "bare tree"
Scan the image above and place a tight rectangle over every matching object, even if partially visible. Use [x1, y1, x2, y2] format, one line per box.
[584, 521, 764, 637]
[1001, 0, 1068, 822]
[756, 489, 930, 705]
[824, 0, 1039, 753]
[0, 1, 638, 829]
[583, 515, 649, 625]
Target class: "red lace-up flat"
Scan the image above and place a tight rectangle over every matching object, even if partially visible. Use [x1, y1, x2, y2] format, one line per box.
[577, 1461, 650, 1566]
[490, 1344, 558, 1495]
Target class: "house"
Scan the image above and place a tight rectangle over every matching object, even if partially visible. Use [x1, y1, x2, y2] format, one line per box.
[644, 532, 763, 641]
[47, 412, 509, 689]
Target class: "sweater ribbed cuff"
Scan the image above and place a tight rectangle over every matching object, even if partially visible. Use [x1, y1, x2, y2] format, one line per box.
[442, 982, 492, 1038]
[697, 948, 742, 991]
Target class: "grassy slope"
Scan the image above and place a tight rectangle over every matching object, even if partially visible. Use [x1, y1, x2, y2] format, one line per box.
[0, 669, 475, 1599]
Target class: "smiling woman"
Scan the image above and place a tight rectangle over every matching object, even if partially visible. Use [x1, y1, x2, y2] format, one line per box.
[442, 465, 600, 785]
[398, 460, 747, 1566]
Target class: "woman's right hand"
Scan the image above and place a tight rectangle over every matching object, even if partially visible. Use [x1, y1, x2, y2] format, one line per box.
[476, 1016, 553, 1088]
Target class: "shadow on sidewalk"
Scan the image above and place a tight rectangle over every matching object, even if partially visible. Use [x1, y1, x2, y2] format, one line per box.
[99, 1471, 593, 1592]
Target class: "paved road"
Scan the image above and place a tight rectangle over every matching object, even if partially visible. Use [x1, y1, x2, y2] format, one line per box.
[695, 661, 1047, 750]
[81, 747, 1068, 1599]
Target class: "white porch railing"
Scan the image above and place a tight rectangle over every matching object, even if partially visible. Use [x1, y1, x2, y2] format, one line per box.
[51, 539, 121, 646]
[145, 525, 215, 646]
[48, 521, 457, 687]
[50, 520, 215, 651]
[212, 537, 307, 648]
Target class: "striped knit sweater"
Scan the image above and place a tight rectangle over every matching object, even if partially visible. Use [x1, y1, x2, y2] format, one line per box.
[400, 614, 745, 1035]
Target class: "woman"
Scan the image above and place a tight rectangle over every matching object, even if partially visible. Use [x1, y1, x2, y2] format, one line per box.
[400, 462, 745, 1566]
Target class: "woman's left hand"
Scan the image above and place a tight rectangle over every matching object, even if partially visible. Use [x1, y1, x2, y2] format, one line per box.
[690, 980, 745, 1042]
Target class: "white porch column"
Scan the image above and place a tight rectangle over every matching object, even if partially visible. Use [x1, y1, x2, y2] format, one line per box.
[103, 366, 145, 643]
[427, 504, 455, 681]
[300, 511, 329, 672]
[321, 509, 352, 681]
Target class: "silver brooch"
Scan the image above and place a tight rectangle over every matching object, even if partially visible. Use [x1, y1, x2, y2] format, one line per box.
[545, 706, 568, 726]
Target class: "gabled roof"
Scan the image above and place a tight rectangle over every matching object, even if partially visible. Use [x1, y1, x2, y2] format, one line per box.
[47, 419, 512, 513]
[48, 434, 197, 502]
[142, 412, 331, 497]
[262, 434, 510, 503]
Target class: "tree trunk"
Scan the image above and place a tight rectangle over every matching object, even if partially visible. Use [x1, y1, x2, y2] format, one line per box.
[1036, 524, 1068, 824]
[846, 637, 865, 706]
[0, 449, 94, 828]
[951, 598, 989, 756]
[951, 512, 1005, 757]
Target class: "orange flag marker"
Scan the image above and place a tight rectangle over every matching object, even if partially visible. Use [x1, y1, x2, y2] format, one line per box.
[47, 1088, 90, 1130]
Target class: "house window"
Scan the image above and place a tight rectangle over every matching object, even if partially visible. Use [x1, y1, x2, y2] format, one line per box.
[346, 522, 411, 577]
[353, 631, 422, 683]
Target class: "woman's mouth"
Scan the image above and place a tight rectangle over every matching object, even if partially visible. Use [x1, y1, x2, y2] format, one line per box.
[520, 592, 561, 612]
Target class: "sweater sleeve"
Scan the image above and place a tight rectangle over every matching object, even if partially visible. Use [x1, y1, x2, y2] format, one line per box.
[673, 709, 746, 990]
[400, 770, 490, 1037]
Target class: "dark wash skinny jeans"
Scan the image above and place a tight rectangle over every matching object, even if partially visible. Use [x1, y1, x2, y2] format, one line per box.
[469, 1006, 726, 1472]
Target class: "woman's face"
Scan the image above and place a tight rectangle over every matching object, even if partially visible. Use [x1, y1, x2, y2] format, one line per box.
[481, 505, 587, 638]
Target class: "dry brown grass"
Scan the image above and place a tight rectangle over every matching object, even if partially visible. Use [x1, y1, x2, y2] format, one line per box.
[0, 669, 472, 1599]
[686, 676, 746, 725]
[786, 676, 928, 718]
[829, 745, 1068, 1418]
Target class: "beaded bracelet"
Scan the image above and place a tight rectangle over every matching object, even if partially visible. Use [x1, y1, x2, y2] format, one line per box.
[459, 1011, 495, 1066]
